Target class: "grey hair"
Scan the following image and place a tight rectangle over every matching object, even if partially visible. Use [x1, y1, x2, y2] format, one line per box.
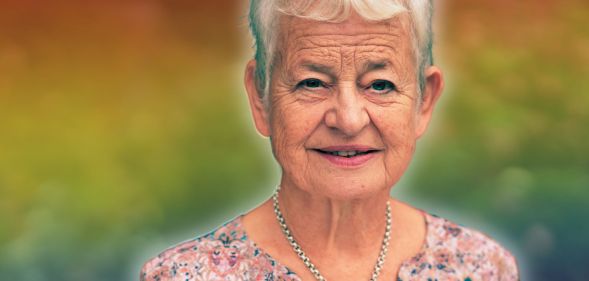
[248, 0, 434, 99]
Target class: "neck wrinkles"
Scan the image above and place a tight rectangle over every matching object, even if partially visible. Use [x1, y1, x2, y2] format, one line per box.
[277, 183, 391, 258]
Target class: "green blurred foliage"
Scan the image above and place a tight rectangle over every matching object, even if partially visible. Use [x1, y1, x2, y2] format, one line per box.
[408, 1, 589, 280]
[0, 0, 587, 280]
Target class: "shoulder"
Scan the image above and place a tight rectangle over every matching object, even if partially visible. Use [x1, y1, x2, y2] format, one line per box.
[139, 218, 245, 281]
[401, 213, 519, 281]
[139, 216, 299, 281]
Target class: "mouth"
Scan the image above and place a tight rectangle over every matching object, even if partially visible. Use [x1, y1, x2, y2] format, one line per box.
[312, 148, 380, 158]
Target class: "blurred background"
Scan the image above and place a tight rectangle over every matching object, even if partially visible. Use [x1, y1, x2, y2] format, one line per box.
[0, 0, 587, 280]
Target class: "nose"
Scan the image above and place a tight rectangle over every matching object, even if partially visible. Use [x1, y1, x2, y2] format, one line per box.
[324, 82, 370, 136]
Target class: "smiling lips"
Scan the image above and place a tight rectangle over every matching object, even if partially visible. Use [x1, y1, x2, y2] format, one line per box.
[313, 145, 381, 167]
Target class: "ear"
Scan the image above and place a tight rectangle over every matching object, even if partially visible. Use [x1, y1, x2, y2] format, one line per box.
[244, 59, 271, 137]
[415, 66, 444, 138]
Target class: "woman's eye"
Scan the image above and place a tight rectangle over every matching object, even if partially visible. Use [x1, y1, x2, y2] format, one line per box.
[369, 80, 396, 93]
[298, 78, 324, 89]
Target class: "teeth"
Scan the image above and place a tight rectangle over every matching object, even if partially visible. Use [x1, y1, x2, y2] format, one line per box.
[319, 149, 373, 157]
[333, 151, 359, 157]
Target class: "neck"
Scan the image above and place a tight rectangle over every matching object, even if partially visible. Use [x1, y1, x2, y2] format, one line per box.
[276, 181, 391, 259]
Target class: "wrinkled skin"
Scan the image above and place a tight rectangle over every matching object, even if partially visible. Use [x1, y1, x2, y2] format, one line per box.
[246, 12, 443, 201]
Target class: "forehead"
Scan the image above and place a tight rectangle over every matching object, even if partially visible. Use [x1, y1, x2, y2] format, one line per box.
[277, 12, 413, 59]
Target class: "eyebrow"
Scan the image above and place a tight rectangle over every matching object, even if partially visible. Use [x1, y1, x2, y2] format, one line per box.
[359, 60, 392, 74]
[300, 62, 338, 81]
[298, 59, 392, 79]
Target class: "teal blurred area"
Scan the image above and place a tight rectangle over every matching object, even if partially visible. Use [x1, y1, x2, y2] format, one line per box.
[0, 0, 587, 280]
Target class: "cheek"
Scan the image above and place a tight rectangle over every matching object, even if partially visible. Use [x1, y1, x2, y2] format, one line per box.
[373, 108, 419, 183]
[372, 106, 419, 143]
[371, 108, 420, 180]
[268, 98, 324, 156]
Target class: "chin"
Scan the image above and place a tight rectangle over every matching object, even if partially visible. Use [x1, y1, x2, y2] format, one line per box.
[309, 176, 390, 201]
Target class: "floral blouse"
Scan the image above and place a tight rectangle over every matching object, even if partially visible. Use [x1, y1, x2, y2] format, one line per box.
[140, 212, 519, 280]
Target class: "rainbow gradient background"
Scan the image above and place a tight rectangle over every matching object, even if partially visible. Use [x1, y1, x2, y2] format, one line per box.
[1, 1, 588, 280]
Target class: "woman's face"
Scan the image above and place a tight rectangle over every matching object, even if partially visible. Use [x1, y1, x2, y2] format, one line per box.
[246, 12, 442, 200]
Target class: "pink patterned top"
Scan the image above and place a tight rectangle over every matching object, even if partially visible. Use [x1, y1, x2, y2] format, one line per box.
[140, 213, 519, 281]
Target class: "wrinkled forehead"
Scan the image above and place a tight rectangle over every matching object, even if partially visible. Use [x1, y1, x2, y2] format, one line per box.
[277, 11, 414, 57]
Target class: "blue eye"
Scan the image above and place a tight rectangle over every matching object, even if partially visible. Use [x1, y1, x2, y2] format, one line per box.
[369, 80, 396, 93]
[299, 78, 324, 89]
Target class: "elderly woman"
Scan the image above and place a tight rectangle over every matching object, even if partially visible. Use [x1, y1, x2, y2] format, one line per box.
[141, 0, 519, 280]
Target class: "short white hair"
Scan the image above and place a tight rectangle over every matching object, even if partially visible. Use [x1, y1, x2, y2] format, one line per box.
[248, 0, 434, 98]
